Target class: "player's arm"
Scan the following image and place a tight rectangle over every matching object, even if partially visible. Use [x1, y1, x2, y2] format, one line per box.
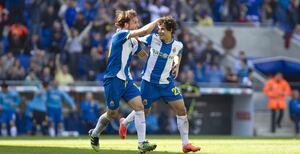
[172, 54, 182, 79]
[127, 18, 160, 39]
[61, 91, 76, 111]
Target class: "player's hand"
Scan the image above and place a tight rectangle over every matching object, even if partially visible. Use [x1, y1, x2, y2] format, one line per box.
[172, 63, 179, 79]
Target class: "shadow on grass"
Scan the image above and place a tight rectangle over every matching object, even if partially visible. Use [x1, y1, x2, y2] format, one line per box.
[0, 146, 187, 154]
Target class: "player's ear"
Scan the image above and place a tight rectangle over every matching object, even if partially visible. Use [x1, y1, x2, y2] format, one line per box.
[124, 23, 129, 29]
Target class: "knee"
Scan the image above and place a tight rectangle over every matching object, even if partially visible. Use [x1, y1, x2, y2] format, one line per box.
[107, 110, 119, 119]
[176, 108, 187, 116]
[134, 103, 144, 112]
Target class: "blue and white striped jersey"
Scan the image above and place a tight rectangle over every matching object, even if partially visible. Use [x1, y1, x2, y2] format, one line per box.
[139, 34, 183, 84]
[104, 30, 142, 80]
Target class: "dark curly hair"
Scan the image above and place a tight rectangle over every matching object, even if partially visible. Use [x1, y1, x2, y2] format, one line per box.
[115, 9, 137, 28]
[158, 16, 177, 35]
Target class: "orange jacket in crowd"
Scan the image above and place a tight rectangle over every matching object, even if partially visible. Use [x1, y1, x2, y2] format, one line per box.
[263, 77, 292, 109]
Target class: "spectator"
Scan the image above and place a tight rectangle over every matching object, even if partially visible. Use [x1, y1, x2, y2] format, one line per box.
[25, 33, 42, 55]
[54, 54, 74, 85]
[197, 10, 214, 26]
[41, 66, 53, 83]
[1, 52, 15, 73]
[179, 69, 200, 117]
[7, 59, 25, 80]
[0, 56, 5, 79]
[289, 90, 300, 135]
[27, 82, 49, 135]
[194, 62, 207, 82]
[234, 51, 252, 73]
[263, 72, 292, 133]
[224, 66, 238, 83]
[237, 59, 252, 87]
[199, 41, 221, 65]
[0, 82, 20, 136]
[292, 25, 300, 41]
[0, 5, 9, 39]
[63, 19, 92, 77]
[25, 70, 39, 85]
[47, 80, 76, 136]
[8, 22, 28, 55]
[206, 63, 224, 84]
[148, 0, 170, 21]
[80, 92, 101, 134]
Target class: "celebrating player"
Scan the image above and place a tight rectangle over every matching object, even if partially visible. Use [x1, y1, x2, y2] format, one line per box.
[89, 9, 159, 153]
[119, 16, 201, 153]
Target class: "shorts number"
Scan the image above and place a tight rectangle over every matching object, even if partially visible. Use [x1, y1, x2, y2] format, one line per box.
[171, 87, 180, 96]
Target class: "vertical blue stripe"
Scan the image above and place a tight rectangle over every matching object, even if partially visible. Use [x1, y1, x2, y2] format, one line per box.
[150, 42, 172, 84]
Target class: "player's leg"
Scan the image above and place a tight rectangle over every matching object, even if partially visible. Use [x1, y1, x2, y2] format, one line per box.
[123, 81, 157, 153]
[1, 111, 8, 136]
[9, 111, 17, 137]
[168, 99, 200, 153]
[57, 108, 64, 136]
[89, 77, 122, 151]
[120, 80, 157, 138]
[163, 82, 200, 153]
[47, 107, 56, 137]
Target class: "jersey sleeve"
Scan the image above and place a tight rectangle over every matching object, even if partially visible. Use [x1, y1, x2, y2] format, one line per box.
[178, 42, 184, 55]
[115, 30, 130, 44]
[139, 34, 153, 46]
[131, 38, 143, 55]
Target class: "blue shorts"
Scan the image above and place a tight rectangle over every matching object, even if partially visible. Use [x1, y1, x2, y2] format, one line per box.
[140, 80, 183, 109]
[47, 107, 63, 124]
[0, 110, 16, 124]
[104, 77, 140, 110]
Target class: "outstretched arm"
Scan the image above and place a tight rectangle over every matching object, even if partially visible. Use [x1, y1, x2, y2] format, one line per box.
[127, 18, 160, 39]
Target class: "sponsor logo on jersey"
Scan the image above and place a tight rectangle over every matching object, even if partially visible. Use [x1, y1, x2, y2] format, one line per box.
[172, 47, 176, 53]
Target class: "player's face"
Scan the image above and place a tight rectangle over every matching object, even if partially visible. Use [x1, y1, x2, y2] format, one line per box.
[158, 24, 172, 42]
[128, 16, 139, 30]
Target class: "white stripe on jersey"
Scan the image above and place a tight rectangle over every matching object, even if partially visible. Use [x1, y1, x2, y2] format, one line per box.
[116, 38, 134, 80]
[143, 36, 160, 82]
[142, 34, 183, 84]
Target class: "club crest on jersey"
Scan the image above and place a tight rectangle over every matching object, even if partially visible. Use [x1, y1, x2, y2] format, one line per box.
[143, 99, 148, 105]
[109, 101, 115, 107]
[172, 47, 176, 53]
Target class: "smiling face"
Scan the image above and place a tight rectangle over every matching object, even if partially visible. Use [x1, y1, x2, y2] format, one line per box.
[157, 16, 176, 43]
[158, 23, 172, 42]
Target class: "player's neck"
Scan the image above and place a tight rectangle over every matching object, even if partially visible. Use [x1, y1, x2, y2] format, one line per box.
[162, 36, 172, 44]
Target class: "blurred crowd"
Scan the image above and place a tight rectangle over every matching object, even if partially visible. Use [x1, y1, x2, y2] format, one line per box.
[0, 81, 184, 136]
[0, 0, 268, 86]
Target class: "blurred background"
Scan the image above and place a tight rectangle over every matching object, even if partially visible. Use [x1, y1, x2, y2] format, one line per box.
[0, 0, 300, 137]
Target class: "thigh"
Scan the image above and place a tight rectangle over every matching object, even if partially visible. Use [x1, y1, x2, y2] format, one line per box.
[123, 81, 141, 103]
[168, 99, 187, 116]
[8, 111, 16, 124]
[161, 82, 183, 103]
[104, 77, 124, 110]
[140, 80, 160, 109]
[54, 108, 63, 124]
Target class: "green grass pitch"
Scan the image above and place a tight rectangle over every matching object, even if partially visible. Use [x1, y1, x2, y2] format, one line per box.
[0, 135, 300, 154]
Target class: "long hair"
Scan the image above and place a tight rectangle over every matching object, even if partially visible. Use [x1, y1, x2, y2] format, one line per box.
[114, 9, 137, 28]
